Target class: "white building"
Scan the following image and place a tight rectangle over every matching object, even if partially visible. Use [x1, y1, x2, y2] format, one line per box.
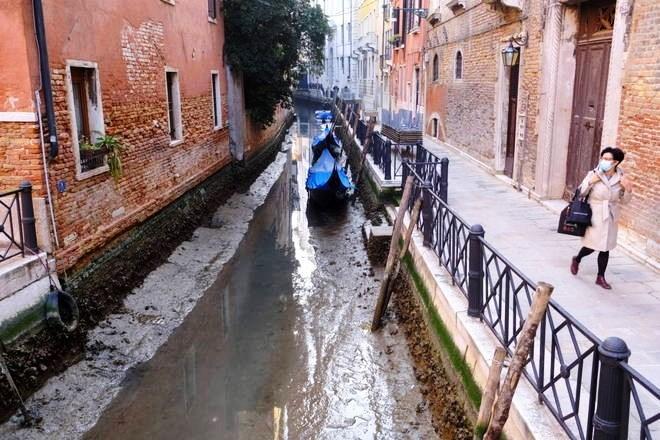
[318, 0, 359, 100]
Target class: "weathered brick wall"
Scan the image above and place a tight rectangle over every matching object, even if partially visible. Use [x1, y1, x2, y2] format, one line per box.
[616, 0, 660, 259]
[424, 2, 541, 187]
[0, 122, 44, 194]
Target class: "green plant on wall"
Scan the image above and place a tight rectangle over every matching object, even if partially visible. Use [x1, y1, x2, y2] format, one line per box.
[94, 135, 125, 183]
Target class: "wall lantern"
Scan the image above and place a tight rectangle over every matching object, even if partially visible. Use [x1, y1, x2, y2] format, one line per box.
[501, 42, 520, 67]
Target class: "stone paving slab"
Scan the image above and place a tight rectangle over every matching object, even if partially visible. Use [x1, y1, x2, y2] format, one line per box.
[422, 136, 660, 383]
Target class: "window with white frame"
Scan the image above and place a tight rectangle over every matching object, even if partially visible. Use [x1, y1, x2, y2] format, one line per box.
[66, 61, 106, 177]
[165, 68, 182, 143]
[208, 0, 217, 19]
[211, 71, 222, 129]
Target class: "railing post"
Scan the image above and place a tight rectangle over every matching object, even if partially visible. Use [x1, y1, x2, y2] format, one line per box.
[384, 140, 392, 180]
[467, 224, 485, 317]
[401, 159, 409, 190]
[593, 337, 631, 440]
[19, 180, 38, 253]
[440, 157, 449, 204]
[422, 180, 433, 247]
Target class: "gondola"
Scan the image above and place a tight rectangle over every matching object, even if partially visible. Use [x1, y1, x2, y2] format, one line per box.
[305, 126, 354, 206]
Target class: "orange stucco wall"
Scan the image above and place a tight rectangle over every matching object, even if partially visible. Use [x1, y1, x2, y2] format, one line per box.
[0, 1, 39, 113]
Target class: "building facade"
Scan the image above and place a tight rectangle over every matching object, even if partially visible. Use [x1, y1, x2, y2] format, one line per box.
[388, 0, 429, 129]
[0, 0, 290, 274]
[355, 0, 384, 113]
[422, 0, 658, 260]
[320, 0, 359, 99]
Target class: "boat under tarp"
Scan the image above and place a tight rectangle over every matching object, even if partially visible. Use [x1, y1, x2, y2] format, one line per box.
[306, 144, 353, 206]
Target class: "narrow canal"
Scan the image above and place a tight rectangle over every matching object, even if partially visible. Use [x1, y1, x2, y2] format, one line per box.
[84, 102, 436, 439]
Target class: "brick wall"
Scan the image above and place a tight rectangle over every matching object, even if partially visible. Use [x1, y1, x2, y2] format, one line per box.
[616, 0, 660, 259]
[0, 121, 44, 194]
[423, 2, 541, 187]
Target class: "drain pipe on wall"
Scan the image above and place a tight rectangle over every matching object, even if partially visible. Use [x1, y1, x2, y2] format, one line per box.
[32, 0, 59, 159]
[35, 91, 60, 249]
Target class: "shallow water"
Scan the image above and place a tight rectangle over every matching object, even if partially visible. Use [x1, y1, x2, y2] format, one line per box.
[85, 102, 435, 440]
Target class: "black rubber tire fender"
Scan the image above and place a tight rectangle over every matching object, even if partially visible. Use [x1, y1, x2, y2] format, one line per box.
[45, 289, 79, 332]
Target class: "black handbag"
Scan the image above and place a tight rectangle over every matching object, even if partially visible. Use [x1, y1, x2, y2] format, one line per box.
[566, 189, 592, 225]
[557, 204, 587, 237]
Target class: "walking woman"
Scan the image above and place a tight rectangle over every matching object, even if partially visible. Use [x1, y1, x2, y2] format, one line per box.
[570, 147, 633, 289]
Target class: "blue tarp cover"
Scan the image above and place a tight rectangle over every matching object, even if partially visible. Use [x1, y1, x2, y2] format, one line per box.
[314, 110, 333, 120]
[306, 148, 353, 191]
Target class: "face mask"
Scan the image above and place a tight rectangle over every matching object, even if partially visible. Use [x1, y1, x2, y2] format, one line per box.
[598, 159, 614, 172]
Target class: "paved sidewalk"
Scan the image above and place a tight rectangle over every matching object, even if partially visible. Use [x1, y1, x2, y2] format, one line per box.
[423, 136, 660, 382]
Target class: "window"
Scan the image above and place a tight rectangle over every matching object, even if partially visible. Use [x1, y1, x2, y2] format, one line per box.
[416, 0, 422, 27]
[432, 54, 439, 81]
[66, 61, 106, 177]
[211, 71, 222, 129]
[208, 0, 217, 20]
[455, 51, 463, 79]
[431, 118, 438, 138]
[165, 68, 182, 143]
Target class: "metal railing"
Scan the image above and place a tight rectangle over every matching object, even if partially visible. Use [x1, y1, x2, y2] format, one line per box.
[0, 181, 38, 262]
[400, 161, 660, 440]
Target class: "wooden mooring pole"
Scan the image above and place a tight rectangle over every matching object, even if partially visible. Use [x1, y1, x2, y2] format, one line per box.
[483, 282, 554, 440]
[474, 347, 506, 440]
[352, 119, 376, 190]
[371, 177, 418, 331]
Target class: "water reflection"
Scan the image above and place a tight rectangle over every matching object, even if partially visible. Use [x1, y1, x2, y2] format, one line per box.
[86, 165, 298, 440]
[86, 102, 436, 440]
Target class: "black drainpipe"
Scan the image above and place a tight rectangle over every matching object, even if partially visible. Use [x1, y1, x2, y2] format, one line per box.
[33, 0, 58, 159]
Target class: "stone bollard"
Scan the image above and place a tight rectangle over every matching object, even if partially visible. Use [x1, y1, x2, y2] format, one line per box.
[19, 181, 38, 253]
[467, 224, 485, 318]
[593, 337, 631, 440]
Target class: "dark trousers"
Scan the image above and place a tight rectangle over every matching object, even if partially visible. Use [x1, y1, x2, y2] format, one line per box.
[576, 247, 609, 276]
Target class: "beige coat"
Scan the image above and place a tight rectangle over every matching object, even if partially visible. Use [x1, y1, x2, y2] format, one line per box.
[578, 168, 632, 252]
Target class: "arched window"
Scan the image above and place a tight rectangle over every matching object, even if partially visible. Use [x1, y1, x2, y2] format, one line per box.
[455, 50, 463, 79]
[432, 54, 439, 81]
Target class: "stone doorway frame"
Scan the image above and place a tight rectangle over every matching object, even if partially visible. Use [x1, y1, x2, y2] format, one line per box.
[494, 41, 524, 178]
[534, 0, 632, 199]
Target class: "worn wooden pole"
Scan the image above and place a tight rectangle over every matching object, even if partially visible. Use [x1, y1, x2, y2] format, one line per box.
[474, 347, 507, 440]
[352, 119, 376, 190]
[392, 197, 422, 279]
[371, 177, 415, 331]
[483, 282, 554, 440]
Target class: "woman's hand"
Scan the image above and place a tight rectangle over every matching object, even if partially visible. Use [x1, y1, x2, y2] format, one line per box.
[620, 175, 633, 191]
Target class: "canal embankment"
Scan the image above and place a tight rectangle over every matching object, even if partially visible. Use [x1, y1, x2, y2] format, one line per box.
[0, 113, 293, 428]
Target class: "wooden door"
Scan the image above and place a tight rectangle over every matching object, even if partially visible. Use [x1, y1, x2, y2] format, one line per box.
[565, 0, 615, 195]
[504, 63, 519, 178]
[565, 42, 611, 193]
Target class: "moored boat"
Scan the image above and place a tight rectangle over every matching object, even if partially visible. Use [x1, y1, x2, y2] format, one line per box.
[305, 128, 353, 206]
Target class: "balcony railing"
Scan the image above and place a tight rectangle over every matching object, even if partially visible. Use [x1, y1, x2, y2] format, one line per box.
[0, 182, 38, 262]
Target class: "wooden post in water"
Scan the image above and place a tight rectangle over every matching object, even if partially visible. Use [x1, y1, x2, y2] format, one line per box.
[371, 177, 415, 331]
[474, 347, 506, 440]
[483, 282, 554, 440]
[352, 119, 376, 190]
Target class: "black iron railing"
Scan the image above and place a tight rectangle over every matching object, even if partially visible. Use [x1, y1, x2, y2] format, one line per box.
[400, 161, 660, 440]
[0, 182, 38, 262]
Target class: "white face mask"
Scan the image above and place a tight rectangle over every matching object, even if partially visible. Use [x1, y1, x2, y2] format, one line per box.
[598, 159, 614, 172]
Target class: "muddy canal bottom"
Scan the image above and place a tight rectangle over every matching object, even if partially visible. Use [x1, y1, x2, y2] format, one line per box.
[86, 115, 434, 440]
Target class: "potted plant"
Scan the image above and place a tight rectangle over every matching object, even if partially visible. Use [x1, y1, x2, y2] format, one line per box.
[94, 134, 125, 182]
[388, 34, 402, 46]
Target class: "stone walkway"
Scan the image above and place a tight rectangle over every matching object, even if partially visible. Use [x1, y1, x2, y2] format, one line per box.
[423, 135, 660, 382]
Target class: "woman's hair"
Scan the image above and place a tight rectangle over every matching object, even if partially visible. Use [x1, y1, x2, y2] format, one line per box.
[600, 146, 625, 163]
